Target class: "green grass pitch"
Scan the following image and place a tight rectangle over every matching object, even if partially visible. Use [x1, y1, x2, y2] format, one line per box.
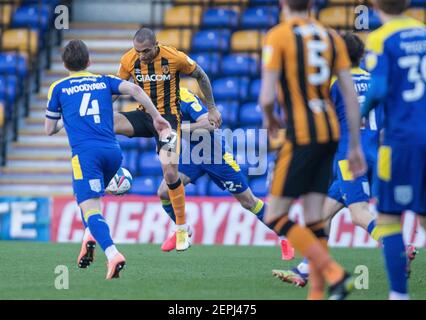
[0, 242, 424, 300]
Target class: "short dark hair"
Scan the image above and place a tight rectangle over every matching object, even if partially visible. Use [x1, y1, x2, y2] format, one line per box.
[133, 28, 157, 44]
[341, 32, 365, 67]
[62, 40, 89, 72]
[375, 0, 410, 15]
[286, 0, 311, 11]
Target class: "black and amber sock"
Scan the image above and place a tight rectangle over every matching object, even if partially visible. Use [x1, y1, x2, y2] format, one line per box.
[167, 178, 186, 226]
[307, 221, 329, 252]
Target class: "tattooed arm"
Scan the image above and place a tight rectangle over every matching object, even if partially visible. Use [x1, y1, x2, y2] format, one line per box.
[189, 65, 222, 127]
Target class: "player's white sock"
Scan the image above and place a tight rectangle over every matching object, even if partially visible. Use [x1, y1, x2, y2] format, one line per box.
[297, 260, 310, 274]
[83, 227, 92, 241]
[175, 223, 188, 232]
[389, 291, 409, 300]
[105, 245, 119, 261]
[279, 236, 286, 240]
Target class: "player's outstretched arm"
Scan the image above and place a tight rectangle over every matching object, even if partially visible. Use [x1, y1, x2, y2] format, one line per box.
[188, 65, 222, 128]
[118, 81, 171, 138]
[182, 114, 216, 133]
[337, 69, 366, 177]
[45, 118, 64, 136]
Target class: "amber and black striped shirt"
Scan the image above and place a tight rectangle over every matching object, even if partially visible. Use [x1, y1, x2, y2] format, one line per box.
[263, 17, 351, 146]
[118, 45, 197, 115]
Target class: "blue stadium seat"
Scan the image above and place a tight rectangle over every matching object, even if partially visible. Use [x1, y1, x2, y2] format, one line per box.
[202, 8, 239, 28]
[190, 52, 221, 76]
[184, 182, 198, 196]
[410, 0, 426, 7]
[138, 137, 157, 151]
[191, 30, 231, 52]
[207, 179, 228, 196]
[139, 151, 162, 175]
[116, 135, 140, 149]
[212, 77, 249, 100]
[193, 174, 209, 196]
[249, 0, 279, 4]
[0, 53, 28, 78]
[221, 54, 259, 77]
[21, 0, 61, 5]
[239, 102, 262, 126]
[12, 5, 52, 32]
[241, 7, 279, 29]
[249, 78, 261, 101]
[249, 177, 268, 197]
[0, 75, 18, 108]
[231, 126, 261, 152]
[121, 149, 139, 176]
[215, 100, 239, 126]
[130, 176, 159, 195]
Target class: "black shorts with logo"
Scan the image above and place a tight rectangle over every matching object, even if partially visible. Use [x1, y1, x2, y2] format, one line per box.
[119, 109, 181, 154]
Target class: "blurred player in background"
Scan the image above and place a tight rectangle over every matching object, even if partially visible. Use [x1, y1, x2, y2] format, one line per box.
[45, 40, 170, 279]
[114, 28, 222, 251]
[362, 0, 426, 300]
[260, 0, 366, 299]
[272, 32, 388, 287]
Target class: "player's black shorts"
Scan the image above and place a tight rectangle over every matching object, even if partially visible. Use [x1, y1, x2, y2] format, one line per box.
[270, 141, 337, 198]
[119, 109, 181, 154]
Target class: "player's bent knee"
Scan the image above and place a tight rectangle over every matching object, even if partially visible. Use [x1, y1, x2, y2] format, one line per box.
[114, 113, 134, 137]
[162, 166, 179, 184]
[157, 183, 170, 200]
